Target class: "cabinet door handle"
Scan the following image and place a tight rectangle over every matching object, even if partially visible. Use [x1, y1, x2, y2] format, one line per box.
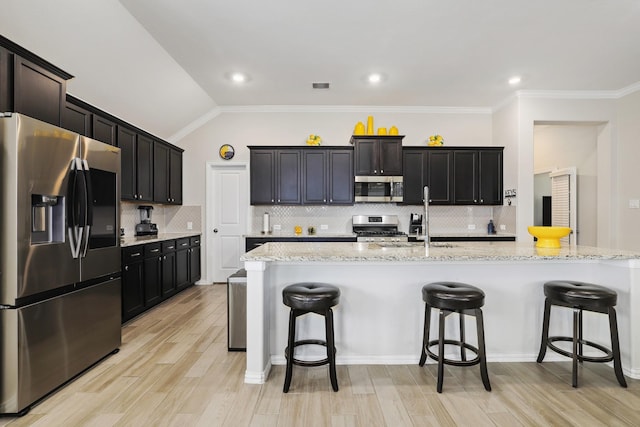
[167, 245, 174, 249]
[381, 169, 384, 174]
[131, 252, 141, 257]
[134, 194, 138, 199]
[150, 248, 160, 253]
[139, 194, 143, 199]
[124, 265, 129, 271]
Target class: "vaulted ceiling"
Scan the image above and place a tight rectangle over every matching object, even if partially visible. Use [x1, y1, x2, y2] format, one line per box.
[2, 0, 639, 140]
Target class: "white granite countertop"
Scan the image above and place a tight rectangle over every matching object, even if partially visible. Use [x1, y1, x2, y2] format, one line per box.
[244, 232, 516, 239]
[244, 233, 357, 238]
[120, 232, 201, 248]
[241, 241, 640, 262]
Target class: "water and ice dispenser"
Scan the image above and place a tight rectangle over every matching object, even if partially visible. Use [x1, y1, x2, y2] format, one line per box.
[31, 194, 64, 244]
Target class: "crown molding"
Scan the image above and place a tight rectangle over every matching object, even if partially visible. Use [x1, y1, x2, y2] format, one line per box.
[515, 90, 619, 100]
[167, 106, 222, 143]
[218, 105, 492, 115]
[616, 81, 640, 98]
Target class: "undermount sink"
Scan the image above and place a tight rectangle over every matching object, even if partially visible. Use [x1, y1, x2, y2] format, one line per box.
[373, 242, 455, 249]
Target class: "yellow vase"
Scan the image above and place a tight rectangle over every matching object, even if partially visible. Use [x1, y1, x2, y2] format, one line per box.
[366, 116, 374, 135]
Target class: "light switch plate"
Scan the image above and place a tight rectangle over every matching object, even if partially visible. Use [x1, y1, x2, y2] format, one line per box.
[468, 224, 476, 230]
[320, 224, 329, 230]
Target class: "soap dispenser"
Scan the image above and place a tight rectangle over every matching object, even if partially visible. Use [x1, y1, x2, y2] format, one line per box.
[487, 219, 496, 235]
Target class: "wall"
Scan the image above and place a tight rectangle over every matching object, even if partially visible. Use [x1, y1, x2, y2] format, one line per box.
[121, 202, 202, 237]
[616, 90, 640, 250]
[178, 109, 496, 280]
[251, 204, 516, 237]
[511, 96, 617, 245]
[533, 124, 599, 246]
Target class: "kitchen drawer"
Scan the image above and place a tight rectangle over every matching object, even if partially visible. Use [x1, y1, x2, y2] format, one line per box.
[144, 242, 162, 257]
[162, 240, 176, 252]
[176, 238, 190, 249]
[190, 236, 200, 246]
[122, 246, 144, 263]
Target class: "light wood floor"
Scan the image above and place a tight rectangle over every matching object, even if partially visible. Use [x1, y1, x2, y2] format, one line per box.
[3, 284, 640, 426]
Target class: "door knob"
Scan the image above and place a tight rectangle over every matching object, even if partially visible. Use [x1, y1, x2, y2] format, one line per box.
[213, 228, 218, 233]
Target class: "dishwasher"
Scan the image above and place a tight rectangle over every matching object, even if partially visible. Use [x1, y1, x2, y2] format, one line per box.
[227, 269, 247, 351]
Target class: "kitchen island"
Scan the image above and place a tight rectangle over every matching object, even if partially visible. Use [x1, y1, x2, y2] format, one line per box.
[241, 241, 640, 384]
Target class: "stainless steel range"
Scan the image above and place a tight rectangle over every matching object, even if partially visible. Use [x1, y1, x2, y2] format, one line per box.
[352, 215, 408, 242]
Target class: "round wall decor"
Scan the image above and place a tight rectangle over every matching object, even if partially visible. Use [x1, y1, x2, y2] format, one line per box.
[219, 144, 235, 160]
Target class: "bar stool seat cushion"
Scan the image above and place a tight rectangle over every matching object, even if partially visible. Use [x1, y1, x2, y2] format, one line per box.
[544, 280, 617, 309]
[422, 282, 485, 310]
[283, 282, 340, 311]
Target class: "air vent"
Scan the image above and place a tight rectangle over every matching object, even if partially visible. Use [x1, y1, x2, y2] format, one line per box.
[312, 82, 330, 89]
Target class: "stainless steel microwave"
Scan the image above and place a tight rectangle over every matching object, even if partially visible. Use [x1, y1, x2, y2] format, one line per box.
[354, 176, 403, 202]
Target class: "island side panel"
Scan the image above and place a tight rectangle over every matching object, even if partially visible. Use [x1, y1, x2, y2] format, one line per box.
[244, 260, 271, 383]
[262, 260, 637, 378]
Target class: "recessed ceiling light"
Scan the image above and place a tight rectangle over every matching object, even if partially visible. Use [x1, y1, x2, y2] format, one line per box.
[508, 76, 522, 85]
[368, 73, 383, 84]
[231, 72, 247, 83]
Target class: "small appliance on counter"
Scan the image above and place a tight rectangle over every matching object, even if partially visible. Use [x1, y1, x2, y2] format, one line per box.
[135, 205, 158, 236]
[409, 213, 423, 235]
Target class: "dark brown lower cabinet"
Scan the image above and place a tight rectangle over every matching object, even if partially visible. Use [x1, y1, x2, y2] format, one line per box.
[143, 243, 163, 308]
[175, 238, 191, 291]
[122, 247, 145, 322]
[121, 235, 201, 323]
[162, 240, 177, 297]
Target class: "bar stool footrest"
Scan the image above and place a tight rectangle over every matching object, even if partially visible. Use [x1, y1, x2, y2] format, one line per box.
[426, 339, 480, 367]
[547, 336, 614, 363]
[285, 339, 336, 367]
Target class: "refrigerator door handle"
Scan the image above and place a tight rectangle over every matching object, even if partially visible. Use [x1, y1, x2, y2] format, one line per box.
[67, 158, 83, 259]
[80, 160, 93, 258]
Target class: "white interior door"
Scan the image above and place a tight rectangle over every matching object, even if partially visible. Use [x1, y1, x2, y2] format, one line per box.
[207, 163, 248, 282]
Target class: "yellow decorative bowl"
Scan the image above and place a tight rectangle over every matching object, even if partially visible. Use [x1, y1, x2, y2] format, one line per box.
[527, 226, 571, 248]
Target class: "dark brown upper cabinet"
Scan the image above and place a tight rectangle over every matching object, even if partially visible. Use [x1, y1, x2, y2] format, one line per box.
[351, 136, 403, 176]
[403, 147, 503, 206]
[154, 142, 183, 205]
[250, 146, 354, 206]
[1, 36, 73, 127]
[452, 148, 503, 205]
[402, 148, 453, 205]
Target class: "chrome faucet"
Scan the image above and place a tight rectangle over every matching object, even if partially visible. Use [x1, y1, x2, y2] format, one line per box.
[416, 186, 430, 247]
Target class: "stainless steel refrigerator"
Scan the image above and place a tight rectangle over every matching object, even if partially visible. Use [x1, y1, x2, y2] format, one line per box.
[0, 114, 122, 416]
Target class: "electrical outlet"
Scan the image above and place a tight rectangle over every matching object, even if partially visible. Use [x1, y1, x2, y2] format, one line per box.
[187, 221, 193, 230]
[273, 224, 281, 230]
[629, 199, 640, 209]
[467, 224, 476, 230]
[320, 224, 329, 230]
[500, 224, 506, 231]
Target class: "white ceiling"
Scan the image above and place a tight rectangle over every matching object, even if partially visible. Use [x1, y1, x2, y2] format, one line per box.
[2, 0, 640, 139]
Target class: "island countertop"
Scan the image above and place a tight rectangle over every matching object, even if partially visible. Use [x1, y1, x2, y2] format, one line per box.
[241, 241, 640, 263]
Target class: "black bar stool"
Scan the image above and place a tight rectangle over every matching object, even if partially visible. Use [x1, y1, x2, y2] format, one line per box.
[419, 282, 491, 393]
[282, 282, 340, 393]
[536, 280, 627, 388]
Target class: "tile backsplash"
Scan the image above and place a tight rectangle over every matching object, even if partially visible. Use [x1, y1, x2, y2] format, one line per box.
[121, 202, 202, 236]
[250, 204, 516, 236]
